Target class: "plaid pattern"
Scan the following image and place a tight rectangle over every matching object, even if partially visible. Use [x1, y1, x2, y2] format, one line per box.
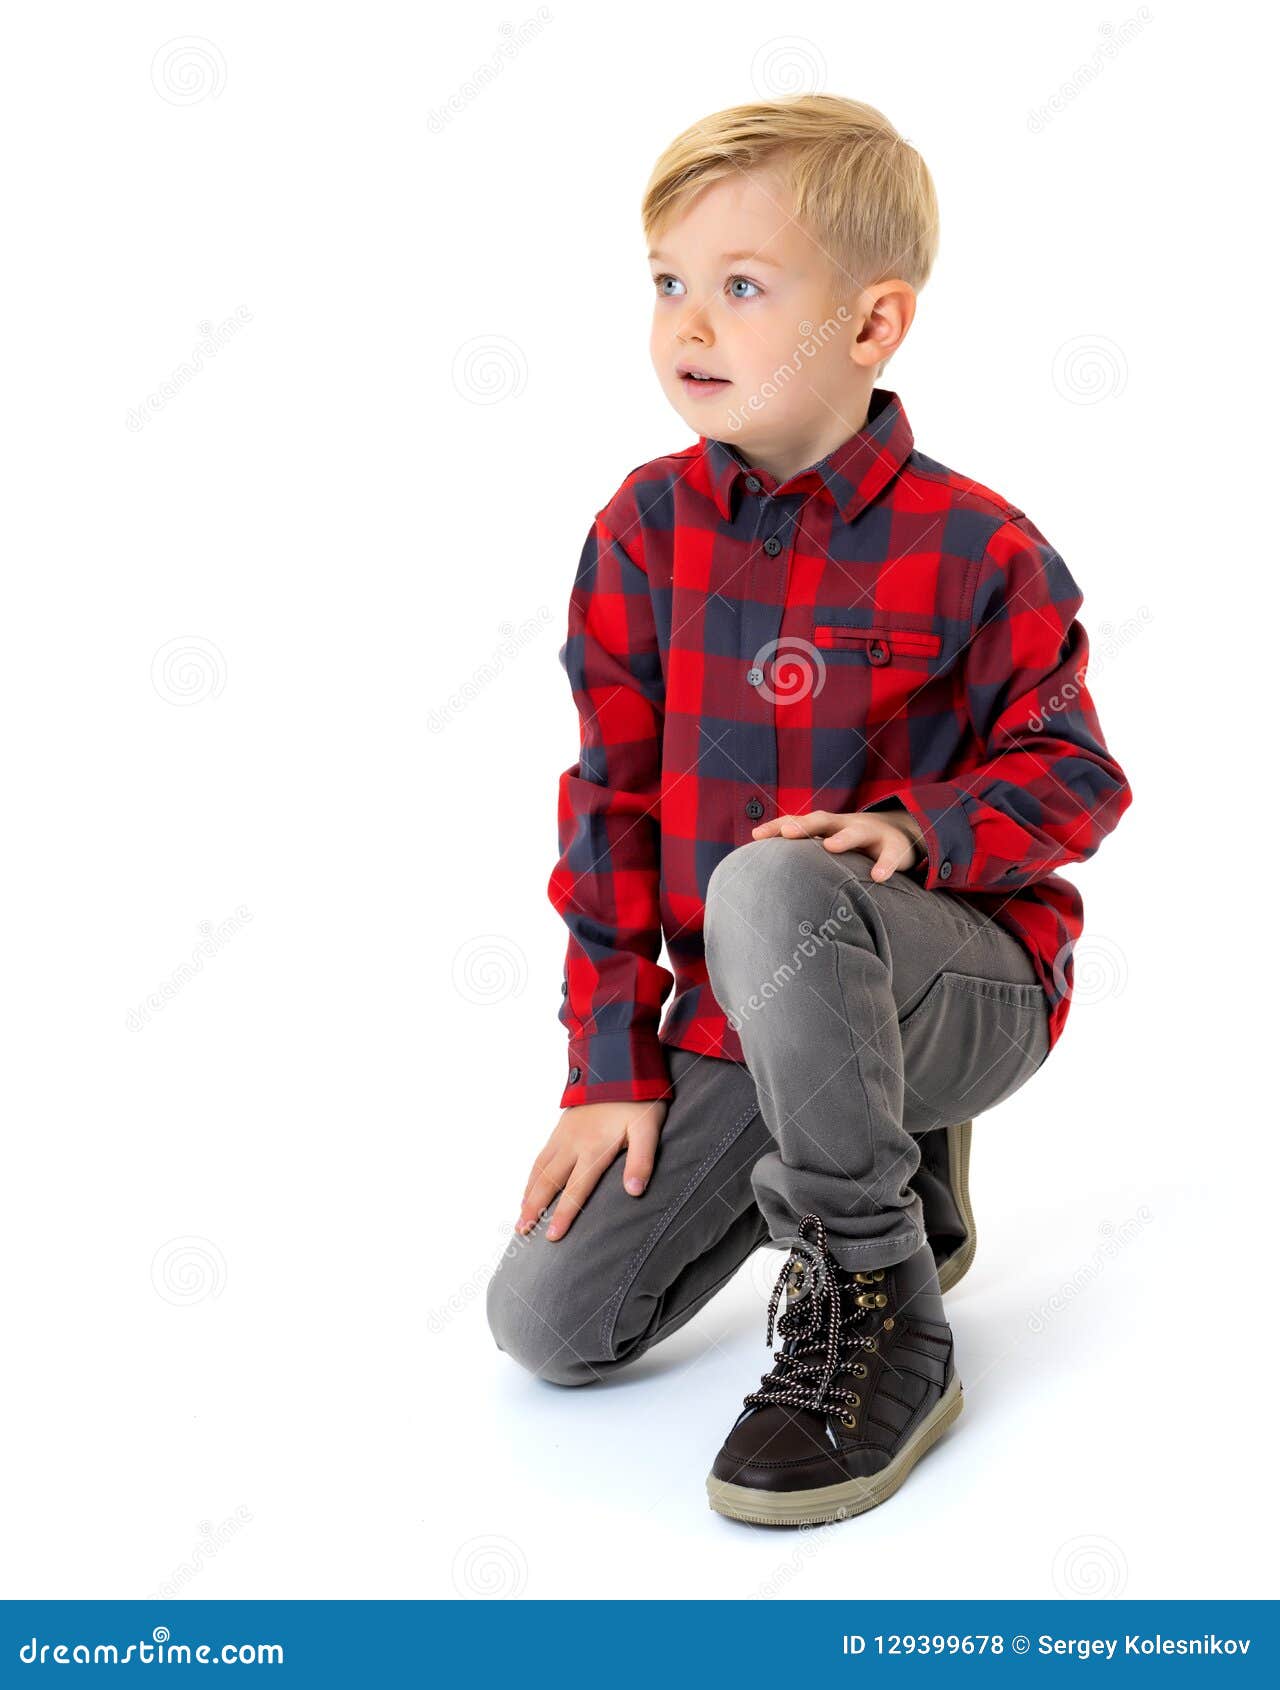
[548, 387, 1132, 1107]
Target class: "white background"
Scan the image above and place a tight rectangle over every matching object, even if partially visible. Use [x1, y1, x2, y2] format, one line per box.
[2, 0, 1275, 1602]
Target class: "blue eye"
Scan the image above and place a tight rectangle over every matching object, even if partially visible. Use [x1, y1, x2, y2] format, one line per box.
[652, 273, 763, 300]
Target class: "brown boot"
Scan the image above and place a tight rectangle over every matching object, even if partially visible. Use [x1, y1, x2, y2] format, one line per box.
[706, 1214, 962, 1525]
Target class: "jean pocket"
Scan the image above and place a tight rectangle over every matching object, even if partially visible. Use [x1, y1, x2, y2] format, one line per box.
[898, 970, 1050, 1131]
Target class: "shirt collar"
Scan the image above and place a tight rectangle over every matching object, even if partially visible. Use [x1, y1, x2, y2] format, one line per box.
[699, 386, 914, 525]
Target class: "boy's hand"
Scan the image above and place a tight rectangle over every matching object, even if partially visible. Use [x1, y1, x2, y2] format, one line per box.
[751, 806, 924, 882]
[515, 1098, 669, 1241]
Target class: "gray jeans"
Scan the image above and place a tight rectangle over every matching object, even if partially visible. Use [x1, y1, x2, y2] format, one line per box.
[486, 836, 1049, 1386]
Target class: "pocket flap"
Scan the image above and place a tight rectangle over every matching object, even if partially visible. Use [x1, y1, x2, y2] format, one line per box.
[813, 624, 942, 658]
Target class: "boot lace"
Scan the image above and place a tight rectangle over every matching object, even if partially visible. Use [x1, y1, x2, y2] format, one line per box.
[743, 1213, 885, 1419]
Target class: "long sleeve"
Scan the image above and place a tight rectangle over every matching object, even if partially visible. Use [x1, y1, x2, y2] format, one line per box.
[867, 514, 1132, 893]
[547, 510, 674, 1108]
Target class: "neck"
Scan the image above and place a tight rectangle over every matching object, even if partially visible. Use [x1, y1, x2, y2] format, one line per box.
[736, 391, 875, 484]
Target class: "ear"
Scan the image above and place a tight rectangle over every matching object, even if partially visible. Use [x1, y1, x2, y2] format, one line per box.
[852, 278, 917, 370]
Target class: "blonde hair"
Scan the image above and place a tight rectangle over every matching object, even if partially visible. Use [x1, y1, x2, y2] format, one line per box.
[642, 95, 939, 368]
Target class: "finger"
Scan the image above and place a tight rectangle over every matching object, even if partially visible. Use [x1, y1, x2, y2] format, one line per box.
[820, 819, 876, 852]
[517, 1158, 556, 1230]
[774, 811, 837, 840]
[546, 1155, 609, 1240]
[622, 1110, 661, 1196]
[869, 838, 902, 882]
[518, 1150, 573, 1234]
[519, 1140, 557, 1209]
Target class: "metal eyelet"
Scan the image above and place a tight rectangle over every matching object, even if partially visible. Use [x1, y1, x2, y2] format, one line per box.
[883, 1316, 895, 1331]
[840, 1414, 858, 1429]
[852, 1361, 869, 1379]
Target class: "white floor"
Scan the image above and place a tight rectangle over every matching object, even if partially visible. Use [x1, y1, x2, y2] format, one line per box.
[473, 1136, 1264, 1601]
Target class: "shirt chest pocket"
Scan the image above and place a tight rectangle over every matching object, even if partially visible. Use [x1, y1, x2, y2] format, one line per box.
[812, 622, 943, 667]
[806, 616, 951, 739]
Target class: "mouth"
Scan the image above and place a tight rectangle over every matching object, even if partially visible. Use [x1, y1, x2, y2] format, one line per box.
[677, 364, 731, 394]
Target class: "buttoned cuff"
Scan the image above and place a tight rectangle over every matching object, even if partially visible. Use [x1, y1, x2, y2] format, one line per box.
[864, 786, 975, 890]
[559, 1030, 673, 1111]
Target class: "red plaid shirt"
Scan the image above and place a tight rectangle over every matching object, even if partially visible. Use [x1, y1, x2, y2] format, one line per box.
[549, 387, 1132, 1108]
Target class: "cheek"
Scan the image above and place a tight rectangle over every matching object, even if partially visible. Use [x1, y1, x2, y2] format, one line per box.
[649, 312, 671, 369]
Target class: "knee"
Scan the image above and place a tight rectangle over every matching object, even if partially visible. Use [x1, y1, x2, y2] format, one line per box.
[705, 837, 799, 944]
[704, 836, 872, 984]
[484, 1238, 608, 1388]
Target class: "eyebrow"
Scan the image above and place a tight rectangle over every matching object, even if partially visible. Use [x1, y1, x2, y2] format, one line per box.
[647, 249, 785, 268]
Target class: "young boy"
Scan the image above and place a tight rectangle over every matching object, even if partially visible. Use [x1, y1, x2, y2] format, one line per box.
[485, 94, 1132, 1525]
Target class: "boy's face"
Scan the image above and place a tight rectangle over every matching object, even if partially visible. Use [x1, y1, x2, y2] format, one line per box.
[648, 169, 874, 450]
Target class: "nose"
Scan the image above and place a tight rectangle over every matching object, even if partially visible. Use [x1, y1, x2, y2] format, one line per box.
[675, 294, 714, 347]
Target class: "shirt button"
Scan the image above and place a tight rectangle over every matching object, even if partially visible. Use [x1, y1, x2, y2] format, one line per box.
[561, 980, 569, 996]
[763, 536, 782, 557]
[745, 798, 765, 820]
[867, 639, 890, 666]
[746, 666, 764, 686]
[744, 475, 762, 493]
[938, 860, 953, 880]
[568, 1065, 581, 1083]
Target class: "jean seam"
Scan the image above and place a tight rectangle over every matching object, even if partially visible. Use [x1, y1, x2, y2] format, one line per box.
[599, 1096, 765, 1360]
[601, 1215, 771, 1372]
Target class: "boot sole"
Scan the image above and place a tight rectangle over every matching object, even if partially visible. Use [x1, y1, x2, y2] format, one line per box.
[935, 1118, 976, 1296]
[706, 1374, 964, 1526]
